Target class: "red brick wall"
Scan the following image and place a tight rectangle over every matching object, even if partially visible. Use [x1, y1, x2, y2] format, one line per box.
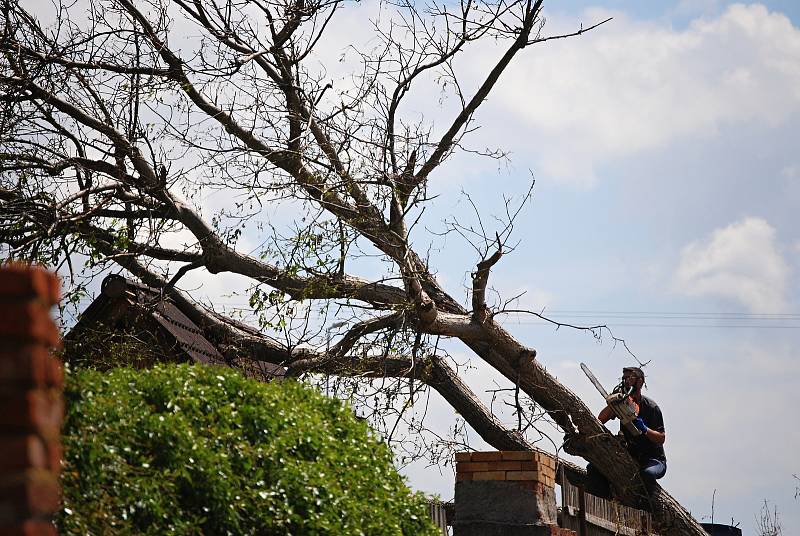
[455, 450, 557, 487]
[453, 451, 577, 536]
[0, 265, 63, 536]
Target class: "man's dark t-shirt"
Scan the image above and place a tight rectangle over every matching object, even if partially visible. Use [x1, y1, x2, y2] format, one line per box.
[621, 395, 666, 463]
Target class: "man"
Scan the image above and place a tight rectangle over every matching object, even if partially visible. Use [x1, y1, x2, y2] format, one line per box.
[585, 366, 667, 499]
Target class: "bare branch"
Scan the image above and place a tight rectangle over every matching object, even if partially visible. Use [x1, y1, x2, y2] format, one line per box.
[472, 232, 503, 320]
[414, 0, 544, 183]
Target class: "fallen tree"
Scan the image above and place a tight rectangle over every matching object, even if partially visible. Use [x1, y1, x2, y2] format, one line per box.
[0, 0, 705, 532]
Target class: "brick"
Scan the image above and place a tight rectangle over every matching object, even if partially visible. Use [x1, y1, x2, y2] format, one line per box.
[456, 472, 473, 482]
[533, 452, 555, 467]
[0, 390, 63, 438]
[45, 357, 63, 390]
[547, 528, 576, 536]
[0, 436, 47, 472]
[505, 470, 540, 481]
[456, 462, 489, 473]
[520, 461, 540, 471]
[0, 521, 58, 536]
[500, 451, 535, 461]
[472, 471, 506, 481]
[0, 346, 61, 388]
[470, 451, 502, 462]
[0, 469, 60, 520]
[0, 302, 60, 348]
[0, 266, 60, 306]
[454, 452, 472, 463]
[485, 461, 523, 471]
[44, 441, 61, 474]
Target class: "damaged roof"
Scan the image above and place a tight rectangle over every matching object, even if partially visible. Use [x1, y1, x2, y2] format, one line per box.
[68, 274, 284, 379]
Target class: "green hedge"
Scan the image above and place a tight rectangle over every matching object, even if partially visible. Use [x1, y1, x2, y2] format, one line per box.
[60, 364, 439, 535]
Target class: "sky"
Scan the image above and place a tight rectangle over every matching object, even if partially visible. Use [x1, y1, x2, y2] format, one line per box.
[376, 1, 800, 532]
[170, 1, 800, 531]
[33, 0, 799, 532]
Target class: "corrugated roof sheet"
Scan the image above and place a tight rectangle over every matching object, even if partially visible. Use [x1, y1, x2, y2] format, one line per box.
[69, 274, 284, 379]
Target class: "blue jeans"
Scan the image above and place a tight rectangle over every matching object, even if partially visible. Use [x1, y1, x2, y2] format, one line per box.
[641, 458, 667, 481]
[585, 459, 667, 499]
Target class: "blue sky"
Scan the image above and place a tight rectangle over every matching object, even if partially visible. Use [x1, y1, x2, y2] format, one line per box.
[165, 1, 798, 531]
[376, 2, 800, 532]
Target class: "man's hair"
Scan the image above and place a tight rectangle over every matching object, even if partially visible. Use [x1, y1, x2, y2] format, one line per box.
[622, 366, 645, 380]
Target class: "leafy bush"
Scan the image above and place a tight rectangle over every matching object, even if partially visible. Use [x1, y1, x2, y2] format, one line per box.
[60, 364, 439, 535]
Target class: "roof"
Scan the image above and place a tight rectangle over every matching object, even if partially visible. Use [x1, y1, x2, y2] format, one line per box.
[68, 274, 284, 380]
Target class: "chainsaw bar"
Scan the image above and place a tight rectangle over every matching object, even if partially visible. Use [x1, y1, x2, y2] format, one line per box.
[580, 363, 641, 437]
[580, 362, 609, 399]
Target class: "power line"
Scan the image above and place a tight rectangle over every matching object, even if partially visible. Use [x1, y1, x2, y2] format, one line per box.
[500, 321, 800, 329]
[519, 310, 800, 319]
[69, 297, 800, 329]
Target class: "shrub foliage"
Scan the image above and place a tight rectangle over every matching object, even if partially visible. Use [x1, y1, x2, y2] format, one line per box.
[60, 364, 439, 535]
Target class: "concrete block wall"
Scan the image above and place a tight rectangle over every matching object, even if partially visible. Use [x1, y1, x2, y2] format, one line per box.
[454, 451, 576, 536]
[0, 265, 63, 536]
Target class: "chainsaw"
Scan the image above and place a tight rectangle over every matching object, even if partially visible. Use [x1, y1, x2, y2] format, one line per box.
[580, 363, 641, 437]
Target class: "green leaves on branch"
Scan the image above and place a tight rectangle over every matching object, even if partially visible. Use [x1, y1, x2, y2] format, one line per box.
[60, 364, 438, 535]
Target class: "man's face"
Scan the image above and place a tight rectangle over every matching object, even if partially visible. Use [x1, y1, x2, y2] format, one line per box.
[622, 372, 642, 390]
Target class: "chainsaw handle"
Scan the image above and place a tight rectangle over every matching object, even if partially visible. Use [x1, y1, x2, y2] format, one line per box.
[607, 392, 642, 437]
[622, 420, 642, 437]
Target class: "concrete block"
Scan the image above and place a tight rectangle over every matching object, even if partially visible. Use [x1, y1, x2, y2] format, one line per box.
[454, 522, 564, 536]
[455, 480, 558, 526]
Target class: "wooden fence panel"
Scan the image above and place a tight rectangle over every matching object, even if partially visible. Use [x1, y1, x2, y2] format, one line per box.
[559, 477, 656, 536]
[428, 500, 449, 535]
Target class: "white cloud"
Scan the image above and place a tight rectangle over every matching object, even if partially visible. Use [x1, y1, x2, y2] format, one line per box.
[674, 217, 789, 313]
[781, 164, 800, 180]
[480, 4, 800, 184]
[657, 343, 800, 524]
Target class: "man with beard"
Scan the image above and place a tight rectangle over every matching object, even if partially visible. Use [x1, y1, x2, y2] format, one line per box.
[585, 366, 667, 499]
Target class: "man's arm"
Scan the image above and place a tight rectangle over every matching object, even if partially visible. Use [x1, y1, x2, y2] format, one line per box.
[634, 403, 666, 445]
[643, 427, 666, 445]
[599, 406, 666, 445]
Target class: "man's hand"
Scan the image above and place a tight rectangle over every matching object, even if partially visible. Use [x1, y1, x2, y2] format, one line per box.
[633, 417, 648, 435]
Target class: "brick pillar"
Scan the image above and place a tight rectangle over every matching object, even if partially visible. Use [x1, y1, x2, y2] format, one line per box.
[0, 265, 63, 536]
[454, 451, 576, 536]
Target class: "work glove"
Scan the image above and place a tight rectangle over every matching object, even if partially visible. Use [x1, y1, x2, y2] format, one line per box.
[633, 416, 648, 435]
